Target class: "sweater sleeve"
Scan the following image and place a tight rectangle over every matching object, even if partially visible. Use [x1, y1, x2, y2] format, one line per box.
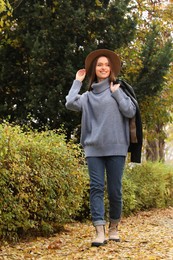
[65, 80, 83, 112]
[111, 88, 136, 118]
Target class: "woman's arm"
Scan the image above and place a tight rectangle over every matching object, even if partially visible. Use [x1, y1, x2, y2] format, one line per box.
[111, 87, 136, 118]
[65, 69, 86, 112]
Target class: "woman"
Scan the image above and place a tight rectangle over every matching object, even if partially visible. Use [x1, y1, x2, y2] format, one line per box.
[65, 49, 137, 247]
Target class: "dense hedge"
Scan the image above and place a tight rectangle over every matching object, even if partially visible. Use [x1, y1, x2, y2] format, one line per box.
[0, 123, 173, 241]
[122, 162, 173, 216]
[0, 124, 88, 241]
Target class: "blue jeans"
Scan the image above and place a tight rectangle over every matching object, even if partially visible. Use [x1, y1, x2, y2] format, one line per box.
[87, 156, 125, 226]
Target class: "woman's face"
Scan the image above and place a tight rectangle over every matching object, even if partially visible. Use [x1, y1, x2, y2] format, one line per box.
[95, 56, 111, 82]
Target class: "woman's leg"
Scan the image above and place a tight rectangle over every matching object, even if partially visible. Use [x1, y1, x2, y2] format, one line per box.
[87, 157, 106, 226]
[106, 156, 126, 223]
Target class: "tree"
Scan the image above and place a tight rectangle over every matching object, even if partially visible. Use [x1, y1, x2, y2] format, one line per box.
[118, 0, 173, 161]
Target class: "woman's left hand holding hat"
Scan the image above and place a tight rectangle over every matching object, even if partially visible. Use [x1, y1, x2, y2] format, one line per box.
[76, 69, 86, 82]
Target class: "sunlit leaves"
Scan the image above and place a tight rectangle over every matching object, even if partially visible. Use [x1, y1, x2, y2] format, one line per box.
[0, 0, 11, 13]
[0, 0, 13, 32]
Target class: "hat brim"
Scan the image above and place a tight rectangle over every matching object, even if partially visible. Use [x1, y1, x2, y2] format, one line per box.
[85, 49, 121, 77]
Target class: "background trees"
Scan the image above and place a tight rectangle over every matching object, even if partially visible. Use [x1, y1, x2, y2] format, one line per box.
[0, 0, 137, 136]
[118, 0, 173, 161]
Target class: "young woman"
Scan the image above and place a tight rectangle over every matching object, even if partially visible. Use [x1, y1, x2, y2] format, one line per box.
[65, 49, 137, 247]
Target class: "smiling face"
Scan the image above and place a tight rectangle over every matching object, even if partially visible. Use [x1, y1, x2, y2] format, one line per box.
[95, 56, 111, 82]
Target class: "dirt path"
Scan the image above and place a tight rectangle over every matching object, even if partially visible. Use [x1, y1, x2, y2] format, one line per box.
[0, 207, 173, 260]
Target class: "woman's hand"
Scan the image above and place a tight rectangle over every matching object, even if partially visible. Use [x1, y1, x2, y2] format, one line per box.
[76, 69, 86, 82]
[110, 82, 120, 93]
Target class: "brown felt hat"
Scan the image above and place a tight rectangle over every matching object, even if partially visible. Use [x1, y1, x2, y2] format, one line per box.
[85, 49, 121, 76]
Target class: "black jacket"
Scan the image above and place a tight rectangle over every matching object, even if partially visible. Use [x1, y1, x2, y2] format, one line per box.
[119, 79, 143, 163]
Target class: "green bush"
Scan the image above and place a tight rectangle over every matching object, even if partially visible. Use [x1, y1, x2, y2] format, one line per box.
[0, 123, 172, 241]
[0, 123, 88, 241]
[124, 162, 173, 212]
[122, 175, 137, 216]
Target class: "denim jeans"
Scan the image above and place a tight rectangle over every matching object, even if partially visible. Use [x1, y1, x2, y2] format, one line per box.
[87, 156, 125, 227]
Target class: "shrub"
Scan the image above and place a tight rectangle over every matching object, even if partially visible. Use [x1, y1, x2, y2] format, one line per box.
[124, 162, 173, 212]
[0, 123, 172, 241]
[0, 123, 88, 241]
[122, 175, 137, 216]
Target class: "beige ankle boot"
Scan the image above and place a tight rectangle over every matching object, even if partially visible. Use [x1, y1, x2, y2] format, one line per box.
[109, 222, 120, 242]
[91, 225, 107, 247]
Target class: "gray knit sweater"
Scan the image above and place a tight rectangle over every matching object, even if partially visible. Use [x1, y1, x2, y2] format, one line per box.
[65, 78, 136, 157]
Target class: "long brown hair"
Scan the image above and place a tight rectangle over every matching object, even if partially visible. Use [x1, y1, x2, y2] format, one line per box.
[87, 56, 116, 91]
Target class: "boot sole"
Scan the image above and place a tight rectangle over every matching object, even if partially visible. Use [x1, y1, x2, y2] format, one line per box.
[91, 240, 107, 247]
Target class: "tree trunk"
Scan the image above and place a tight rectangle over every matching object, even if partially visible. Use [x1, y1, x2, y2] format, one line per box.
[146, 125, 165, 162]
[146, 138, 159, 161]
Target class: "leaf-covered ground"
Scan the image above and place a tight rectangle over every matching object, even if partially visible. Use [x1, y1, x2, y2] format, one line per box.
[0, 208, 173, 260]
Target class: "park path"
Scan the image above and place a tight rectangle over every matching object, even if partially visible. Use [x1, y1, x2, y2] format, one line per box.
[0, 207, 173, 260]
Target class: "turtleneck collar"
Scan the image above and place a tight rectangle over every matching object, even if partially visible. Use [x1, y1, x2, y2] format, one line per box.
[91, 78, 110, 94]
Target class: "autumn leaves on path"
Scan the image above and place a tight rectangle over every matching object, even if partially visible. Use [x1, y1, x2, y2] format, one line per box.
[1, 208, 173, 260]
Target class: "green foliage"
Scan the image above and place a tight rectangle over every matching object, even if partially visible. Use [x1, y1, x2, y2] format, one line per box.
[0, 0, 12, 31]
[123, 162, 173, 215]
[74, 183, 91, 222]
[122, 174, 137, 216]
[0, 123, 88, 241]
[131, 24, 173, 100]
[120, 18, 173, 161]
[0, 124, 172, 241]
